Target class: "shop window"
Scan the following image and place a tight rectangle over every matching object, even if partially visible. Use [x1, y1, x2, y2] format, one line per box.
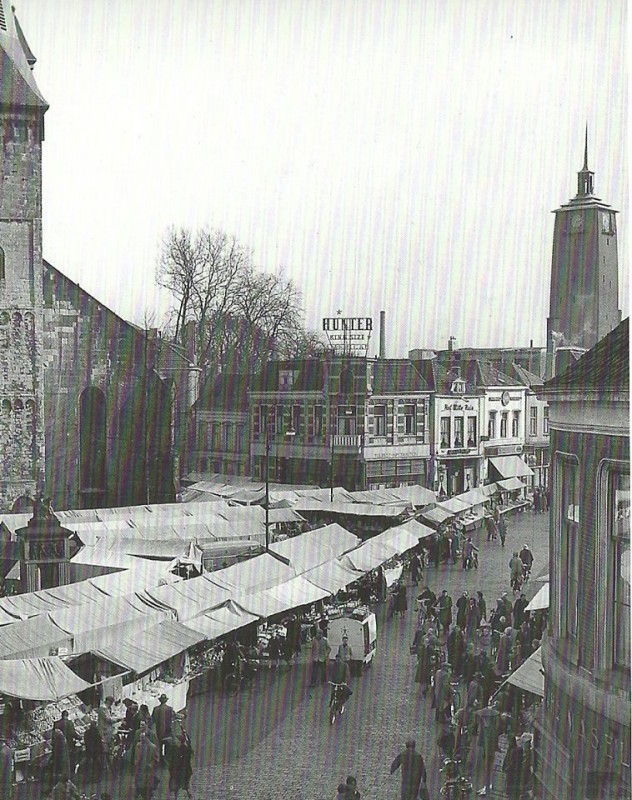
[488, 412, 496, 440]
[512, 411, 520, 438]
[453, 417, 464, 447]
[467, 416, 477, 447]
[500, 412, 508, 438]
[529, 407, 538, 437]
[543, 406, 549, 435]
[403, 404, 416, 435]
[275, 405, 284, 434]
[374, 405, 386, 436]
[259, 404, 269, 436]
[440, 417, 451, 448]
[613, 472, 630, 668]
[417, 400, 428, 443]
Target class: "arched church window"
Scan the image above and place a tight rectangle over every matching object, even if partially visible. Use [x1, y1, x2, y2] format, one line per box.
[0, 312, 9, 326]
[79, 387, 107, 504]
[1, 400, 11, 416]
[12, 312, 22, 329]
[14, 399, 23, 413]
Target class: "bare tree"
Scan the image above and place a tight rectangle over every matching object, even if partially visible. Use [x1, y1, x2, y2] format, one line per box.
[157, 227, 314, 375]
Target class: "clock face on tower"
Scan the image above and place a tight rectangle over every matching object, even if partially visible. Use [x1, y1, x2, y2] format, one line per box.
[571, 213, 583, 231]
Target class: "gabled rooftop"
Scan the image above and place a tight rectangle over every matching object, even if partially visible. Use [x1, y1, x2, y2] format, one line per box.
[372, 359, 431, 395]
[543, 318, 629, 395]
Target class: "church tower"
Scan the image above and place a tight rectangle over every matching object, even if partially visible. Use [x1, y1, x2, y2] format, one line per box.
[546, 129, 621, 378]
[0, 4, 48, 509]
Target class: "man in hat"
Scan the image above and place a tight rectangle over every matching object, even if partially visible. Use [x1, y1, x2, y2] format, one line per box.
[390, 739, 427, 800]
[310, 627, 331, 687]
[152, 693, 175, 766]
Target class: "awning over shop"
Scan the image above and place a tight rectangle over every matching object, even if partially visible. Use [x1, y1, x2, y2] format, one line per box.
[481, 483, 499, 496]
[267, 508, 305, 525]
[390, 518, 436, 541]
[301, 559, 362, 595]
[504, 647, 544, 697]
[0, 657, 91, 701]
[0, 615, 73, 659]
[185, 600, 261, 640]
[269, 524, 360, 570]
[420, 506, 454, 525]
[294, 487, 356, 503]
[140, 577, 231, 622]
[50, 595, 171, 653]
[437, 497, 472, 514]
[205, 552, 296, 593]
[497, 477, 526, 492]
[93, 619, 206, 675]
[340, 540, 399, 572]
[526, 583, 549, 611]
[293, 500, 407, 517]
[371, 526, 419, 555]
[457, 488, 488, 506]
[489, 456, 534, 479]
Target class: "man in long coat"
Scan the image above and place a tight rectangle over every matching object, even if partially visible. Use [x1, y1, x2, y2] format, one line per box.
[390, 739, 427, 800]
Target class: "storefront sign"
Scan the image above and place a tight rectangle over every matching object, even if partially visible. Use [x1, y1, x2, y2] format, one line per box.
[323, 316, 372, 356]
[442, 402, 475, 411]
[548, 692, 631, 771]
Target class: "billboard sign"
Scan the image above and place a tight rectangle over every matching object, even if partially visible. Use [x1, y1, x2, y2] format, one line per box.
[323, 316, 372, 356]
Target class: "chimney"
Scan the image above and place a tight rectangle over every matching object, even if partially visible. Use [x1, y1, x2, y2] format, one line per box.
[379, 311, 386, 359]
[448, 336, 457, 352]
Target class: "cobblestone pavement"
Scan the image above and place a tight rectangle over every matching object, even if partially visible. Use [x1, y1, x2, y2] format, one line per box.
[20, 510, 548, 800]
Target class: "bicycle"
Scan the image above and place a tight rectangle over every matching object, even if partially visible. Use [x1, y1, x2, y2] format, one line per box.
[224, 658, 257, 696]
[328, 681, 349, 724]
[439, 754, 474, 798]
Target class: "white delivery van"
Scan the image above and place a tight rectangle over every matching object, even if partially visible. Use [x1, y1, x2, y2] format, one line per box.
[328, 609, 377, 677]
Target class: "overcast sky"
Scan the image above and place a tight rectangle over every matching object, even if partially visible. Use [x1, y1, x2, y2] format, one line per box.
[18, 0, 628, 356]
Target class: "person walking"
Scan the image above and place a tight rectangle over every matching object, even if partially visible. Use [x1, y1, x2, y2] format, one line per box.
[519, 543, 534, 580]
[0, 738, 14, 800]
[433, 661, 454, 723]
[512, 593, 529, 630]
[152, 693, 175, 765]
[476, 591, 487, 624]
[409, 552, 422, 585]
[336, 633, 353, 665]
[167, 722, 194, 800]
[310, 628, 330, 686]
[456, 592, 469, 630]
[134, 727, 160, 800]
[98, 695, 115, 764]
[49, 727, 71, 790]
[475, 706, 508, 796]
[437, 590, 453, 637]
[415, 635, 433, 697]
[55, 710, 79, 773]
[390, 739, 428, 800]
[509, 552, 523, 593]
[498, 515, 507, 547]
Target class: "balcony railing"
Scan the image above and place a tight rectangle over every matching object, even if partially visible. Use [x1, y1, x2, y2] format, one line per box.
[331, 434, 363, 448]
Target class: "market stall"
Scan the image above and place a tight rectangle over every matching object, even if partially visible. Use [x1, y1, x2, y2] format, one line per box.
[525, 583, 549, 612]
[269, 523, 360, 570]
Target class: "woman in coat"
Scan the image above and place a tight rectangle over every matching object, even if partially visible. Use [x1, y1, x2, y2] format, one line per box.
[414, 637, 433, 696]
[49, 727, 70, 788]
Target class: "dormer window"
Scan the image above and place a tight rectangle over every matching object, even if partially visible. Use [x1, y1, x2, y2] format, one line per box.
[451, 379, 466, 394]
[279, 370, 295, 390]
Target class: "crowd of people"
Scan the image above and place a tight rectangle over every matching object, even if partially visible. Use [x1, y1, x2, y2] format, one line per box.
[44, 693, 194, 800]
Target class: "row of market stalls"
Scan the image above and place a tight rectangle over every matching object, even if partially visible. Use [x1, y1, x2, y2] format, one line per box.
[0, 520, 431, 770]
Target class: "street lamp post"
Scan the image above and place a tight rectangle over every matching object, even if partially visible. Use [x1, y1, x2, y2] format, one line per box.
[264, 413, 295, 551]
[330, 433, 335, 502]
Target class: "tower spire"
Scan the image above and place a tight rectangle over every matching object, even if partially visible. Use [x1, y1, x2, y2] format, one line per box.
[577, 125, 594, 196]
[583, 123, 588, 170]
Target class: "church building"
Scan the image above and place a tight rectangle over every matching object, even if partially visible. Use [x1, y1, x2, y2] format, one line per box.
[0, 6, 196, 511]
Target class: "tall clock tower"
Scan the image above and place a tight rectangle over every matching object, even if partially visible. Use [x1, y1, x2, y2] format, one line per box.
[546, 130, 621, 378]
[0, 4, 48, 509]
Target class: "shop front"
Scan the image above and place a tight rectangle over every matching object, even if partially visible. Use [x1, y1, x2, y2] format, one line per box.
[435, 454, 482, 497]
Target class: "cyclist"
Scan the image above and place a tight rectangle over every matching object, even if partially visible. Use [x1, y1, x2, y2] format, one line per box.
[329, 652, 351, 710]
[509, 552, 523, 593]
[519, 543, 534, 581]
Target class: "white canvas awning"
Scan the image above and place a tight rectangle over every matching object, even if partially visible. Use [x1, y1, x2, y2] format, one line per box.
[497, 477, 526, 492]
[437, 497, 472, 514]
[390, 518, 436, 541]
[0, 657, 91, 701]
[269, 524, 360, 570]
[340, 540, 400, 572]
[504, 647, 544, 697]
[489, 456, 534, 479]
[526, 583, 549, 611]
[301, 559, 362, 595]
